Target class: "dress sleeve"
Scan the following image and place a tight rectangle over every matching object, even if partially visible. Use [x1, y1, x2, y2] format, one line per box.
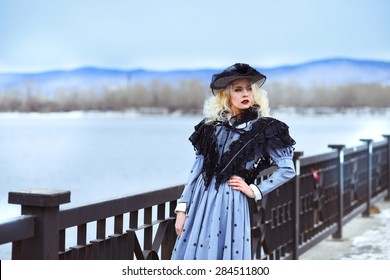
[175, 152, 204, 214]
[252, 142, 296, 200]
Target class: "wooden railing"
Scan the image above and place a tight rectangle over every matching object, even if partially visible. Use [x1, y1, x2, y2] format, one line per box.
[1, 135, 389, 260]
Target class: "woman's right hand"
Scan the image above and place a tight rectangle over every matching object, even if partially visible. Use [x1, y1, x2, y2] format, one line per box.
[175, 212, 186, 236]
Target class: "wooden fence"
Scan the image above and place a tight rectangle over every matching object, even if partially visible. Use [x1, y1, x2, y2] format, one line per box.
[0, 135, 389, 260]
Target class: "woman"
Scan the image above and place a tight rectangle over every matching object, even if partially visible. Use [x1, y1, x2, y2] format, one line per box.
[171, 63, 296, 260]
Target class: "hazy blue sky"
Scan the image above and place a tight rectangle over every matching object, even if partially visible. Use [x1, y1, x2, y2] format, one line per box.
[0, 0, 389, 72]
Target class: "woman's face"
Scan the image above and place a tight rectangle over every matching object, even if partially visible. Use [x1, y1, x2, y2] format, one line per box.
[229, 79, 254, 116]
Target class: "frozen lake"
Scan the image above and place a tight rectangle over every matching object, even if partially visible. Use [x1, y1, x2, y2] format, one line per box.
[0, 109, 389, 259]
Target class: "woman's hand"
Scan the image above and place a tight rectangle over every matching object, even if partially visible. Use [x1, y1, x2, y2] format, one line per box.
[175, 211, 187, 236]
[228, 175, 255, 198]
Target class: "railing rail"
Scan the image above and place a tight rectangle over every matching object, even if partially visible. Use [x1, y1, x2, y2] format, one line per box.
[58, 185, 183, 260]
[0, 215, 35, 244]
[1, 135, 389, 260]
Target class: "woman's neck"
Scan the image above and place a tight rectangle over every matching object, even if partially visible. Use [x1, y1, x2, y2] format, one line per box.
[231, 108, 243, 116]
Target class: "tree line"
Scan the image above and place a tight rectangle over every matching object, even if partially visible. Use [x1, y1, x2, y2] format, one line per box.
[0, 79, 389, 113]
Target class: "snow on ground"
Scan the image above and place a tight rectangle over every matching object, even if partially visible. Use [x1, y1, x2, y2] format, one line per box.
[342, 207, 390, 260]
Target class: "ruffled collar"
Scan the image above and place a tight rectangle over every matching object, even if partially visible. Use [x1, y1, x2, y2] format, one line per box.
[228, 105, 259, 127]
[189, 109, 295, 189]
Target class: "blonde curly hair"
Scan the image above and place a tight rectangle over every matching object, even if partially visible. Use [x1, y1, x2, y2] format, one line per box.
[203, 82, 270, 123]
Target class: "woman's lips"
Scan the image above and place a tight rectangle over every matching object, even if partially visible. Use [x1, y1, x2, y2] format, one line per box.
[241, 100, 249, 105]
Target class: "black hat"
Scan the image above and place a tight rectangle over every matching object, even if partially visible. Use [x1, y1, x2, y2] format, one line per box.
[210, 63, 266, 95]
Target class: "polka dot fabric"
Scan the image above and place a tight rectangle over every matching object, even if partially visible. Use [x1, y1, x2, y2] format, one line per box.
[171, 176, 251, 260]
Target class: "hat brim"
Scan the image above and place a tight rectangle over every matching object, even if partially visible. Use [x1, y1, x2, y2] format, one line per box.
[211, 75, 266, 94]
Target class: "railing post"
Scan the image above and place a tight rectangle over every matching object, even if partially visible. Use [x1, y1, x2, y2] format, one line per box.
[383, 135, 390, 201]
[328, 144, 345, 239]
[292, 151, 303, 260]
[8, 188, 70, 259]
[360, 139, 373, 216]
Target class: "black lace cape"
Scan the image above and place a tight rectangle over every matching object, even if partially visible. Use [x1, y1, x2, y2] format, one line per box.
[189, 110, 296, 189]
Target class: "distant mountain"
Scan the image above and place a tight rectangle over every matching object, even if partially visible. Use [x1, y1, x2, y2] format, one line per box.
[262, 58, 390, 87]
[0, 58, 389, 95]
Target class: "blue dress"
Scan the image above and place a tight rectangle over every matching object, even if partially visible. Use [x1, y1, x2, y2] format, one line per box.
[171, 114, 295, 260]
